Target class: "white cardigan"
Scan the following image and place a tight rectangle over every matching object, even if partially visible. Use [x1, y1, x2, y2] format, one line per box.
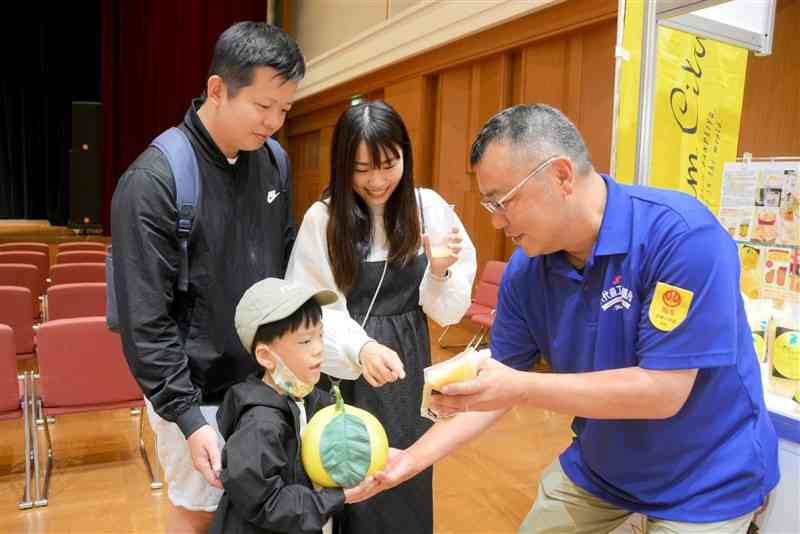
[286, 188, 478, 378]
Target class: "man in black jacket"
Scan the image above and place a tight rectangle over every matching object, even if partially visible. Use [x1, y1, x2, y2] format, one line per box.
[111, 22, 403, 533]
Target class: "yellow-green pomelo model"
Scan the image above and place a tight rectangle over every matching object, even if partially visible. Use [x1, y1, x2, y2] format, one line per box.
[773, 331, 800, 380]
[301, 385, 389, 488]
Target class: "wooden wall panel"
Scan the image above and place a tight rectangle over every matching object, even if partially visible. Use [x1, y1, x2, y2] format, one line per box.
[504, 20, 615, 258]
[521, 37, 568, 110]
[287, 130, 322, 224]
[434, 55, 512, 272]
[739, 0, 800, 158]
[384, 77, 437, 188]
[434, 66, 472, 206]
[576, 21, 616, 174]
[517, 19, 615, 175]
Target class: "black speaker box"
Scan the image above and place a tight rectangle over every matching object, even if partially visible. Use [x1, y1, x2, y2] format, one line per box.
[68, 101, 103, 228]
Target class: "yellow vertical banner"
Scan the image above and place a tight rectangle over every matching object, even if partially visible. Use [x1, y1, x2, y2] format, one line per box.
[614, 1, 748, 213]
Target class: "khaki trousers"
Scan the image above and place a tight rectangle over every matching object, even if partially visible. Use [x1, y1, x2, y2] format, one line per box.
[519, 461, 754, 534]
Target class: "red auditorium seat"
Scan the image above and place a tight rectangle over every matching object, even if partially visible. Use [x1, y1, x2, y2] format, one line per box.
[48, 262, 106, 285]
[33, 317, 161, 505]
[54, 251, 107, 265]
[0, 286, 34, 356]
[0, 324, 34, 509]
[0, 264, 42, 320]
[438, 260, 507, 348]
[46, 283, 106, 321]
[57, 242, 107, 253]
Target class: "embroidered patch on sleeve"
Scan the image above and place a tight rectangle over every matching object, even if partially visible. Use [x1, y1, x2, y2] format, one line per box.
[649, 282, 694, 332]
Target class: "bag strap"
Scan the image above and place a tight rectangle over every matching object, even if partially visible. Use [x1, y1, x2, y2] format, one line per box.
[360, 260, 388, 329]
[362, 188, 420, 326]
[329, 259, 388, 390]
[151, 127, 200, 292]
[266, 137, 289, 185]
[417, 187, 427, 233]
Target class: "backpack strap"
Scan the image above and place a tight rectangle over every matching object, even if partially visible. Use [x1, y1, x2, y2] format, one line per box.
[266, 137, 289, 185]
[151, 127, 200, 292]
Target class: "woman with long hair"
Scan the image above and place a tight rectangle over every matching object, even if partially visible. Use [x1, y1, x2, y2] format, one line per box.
[286, 101, 476, 533]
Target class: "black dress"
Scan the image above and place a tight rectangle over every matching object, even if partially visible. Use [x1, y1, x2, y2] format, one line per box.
[337, 253, 434, 534]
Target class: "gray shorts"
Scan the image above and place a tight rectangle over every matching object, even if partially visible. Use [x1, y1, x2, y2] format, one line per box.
[145, 400, 225, 512]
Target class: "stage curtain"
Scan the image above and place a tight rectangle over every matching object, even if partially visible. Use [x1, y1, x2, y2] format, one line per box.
[101, 0, 267, 233]
[0, 11, 73, 223]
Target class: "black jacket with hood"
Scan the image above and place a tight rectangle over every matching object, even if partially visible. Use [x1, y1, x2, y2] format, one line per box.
[209, 373, 345, 534]
[110, 99, 295, 437]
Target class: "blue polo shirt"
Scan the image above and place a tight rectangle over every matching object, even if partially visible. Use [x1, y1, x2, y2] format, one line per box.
[491, 175, 779, 522]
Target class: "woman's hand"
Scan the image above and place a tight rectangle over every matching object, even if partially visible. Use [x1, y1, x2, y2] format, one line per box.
[359, 341, 406, 386]
[423, 227, 463, 278]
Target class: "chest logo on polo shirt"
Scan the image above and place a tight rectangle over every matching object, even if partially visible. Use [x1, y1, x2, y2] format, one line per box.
[649, 281, 694, 331]
[600, 276, 634, 311]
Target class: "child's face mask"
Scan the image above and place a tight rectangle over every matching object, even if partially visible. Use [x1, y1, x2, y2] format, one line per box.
[267, 347, 315, 399]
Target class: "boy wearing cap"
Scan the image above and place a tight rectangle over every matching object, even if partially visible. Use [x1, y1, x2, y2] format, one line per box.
[210, 278, 378, 534]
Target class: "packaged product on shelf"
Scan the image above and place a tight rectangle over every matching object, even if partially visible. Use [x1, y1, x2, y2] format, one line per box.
[739, 244, 763, 299]
[768, 302, 800, 399]
[743, 296, 771, 364]
[761, 247, 793, 301]
[752, 208, 779, 244]
[790, 249, 800, 301]
[779, 170, 799, 245]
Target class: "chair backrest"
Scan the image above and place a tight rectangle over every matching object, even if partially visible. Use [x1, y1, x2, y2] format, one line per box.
[0, 287, 34, 354]
[48, 262, 106, 285]
[472, 261, 508, 309]
[36, 317, 142, 409]
[0, 324, 20, 415]
[57, 241, 107, 253]
[0, 242, 49, 257]
[481, 261, 506, 285]
[55, 251, 107, 264]
[0, 242, 51, 275]
[47, 283, 107, 321]
[0, 264, 43, 319]
[0, 251, 47, 291]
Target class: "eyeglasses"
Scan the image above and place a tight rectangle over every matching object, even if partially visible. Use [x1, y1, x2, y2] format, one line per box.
[479, 155, 558, 214]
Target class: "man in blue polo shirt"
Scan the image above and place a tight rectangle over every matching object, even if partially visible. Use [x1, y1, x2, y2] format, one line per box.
[371, 104, 779, 533]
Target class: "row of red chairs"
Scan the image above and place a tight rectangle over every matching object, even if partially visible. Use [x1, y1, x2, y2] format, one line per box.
[0, 250, 107, 284]
[0, 255, 106, 319]
[0, 318, 162, 509]
[0, 241, 107, 285]
[0, 283, 107, 358]
[0, 240, 107, 256]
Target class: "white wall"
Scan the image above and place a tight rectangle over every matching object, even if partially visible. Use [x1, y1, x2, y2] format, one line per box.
[294, 0, 424, 61]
